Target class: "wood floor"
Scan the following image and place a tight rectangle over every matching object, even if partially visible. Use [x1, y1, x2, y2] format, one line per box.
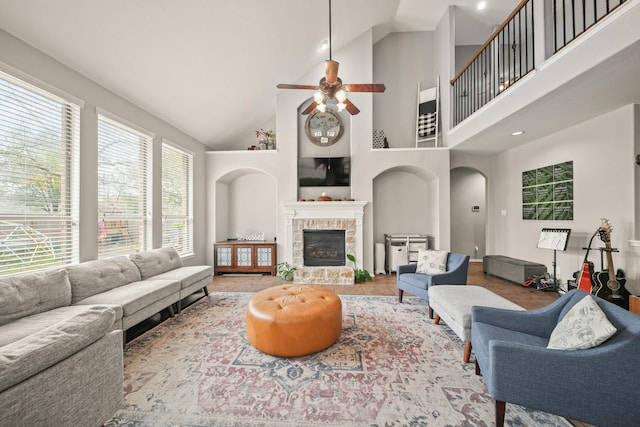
[208, 261, 561, 310]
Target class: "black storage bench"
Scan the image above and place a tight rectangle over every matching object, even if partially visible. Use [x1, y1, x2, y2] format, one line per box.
[482, 255, 547, 284]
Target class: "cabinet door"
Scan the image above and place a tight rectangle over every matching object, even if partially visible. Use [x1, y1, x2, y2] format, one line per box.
[235, 246, 253, 267]
[255, 246, 273, 267]
[215, 246, 232, 266]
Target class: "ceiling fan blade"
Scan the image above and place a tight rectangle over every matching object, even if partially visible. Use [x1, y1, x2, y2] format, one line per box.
[325, 60, 339, 85]
[344, 99, 360, 115]
[276, 84, 319, 90]
[301, 101, 318, 115]
[342, 83, 386, 93]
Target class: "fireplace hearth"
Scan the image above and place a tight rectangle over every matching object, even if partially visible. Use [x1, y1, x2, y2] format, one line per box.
[303, 230, 346, 266]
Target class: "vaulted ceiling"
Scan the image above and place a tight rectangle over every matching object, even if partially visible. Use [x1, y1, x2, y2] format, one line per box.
[0, 0, 519, 149]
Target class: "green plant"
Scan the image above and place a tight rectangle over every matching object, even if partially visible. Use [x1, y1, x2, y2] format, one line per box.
[276, 261, 296, 281]
[347, 254, 372, 284]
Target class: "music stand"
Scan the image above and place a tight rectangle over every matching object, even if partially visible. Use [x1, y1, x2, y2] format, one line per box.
[537, 228, 571, 290]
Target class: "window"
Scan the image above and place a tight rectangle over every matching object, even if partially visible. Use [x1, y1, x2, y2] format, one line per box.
[162, 141, 193, 256]
[0, 71, 80, 278]
[97, 113, 152, 258]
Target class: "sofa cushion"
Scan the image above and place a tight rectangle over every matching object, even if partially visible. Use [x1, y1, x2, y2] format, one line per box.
[547, 295, 617, 350]
[0, 305, 115, 393]
[73, 279, 180, 316]
[0, 269, 71, 326]
[0, 305, 121, 347]
[129, 247, 183, 280]
[151, 265, 213, 289]
[415, 250, 448, 274]
[67, 257, 141, 304]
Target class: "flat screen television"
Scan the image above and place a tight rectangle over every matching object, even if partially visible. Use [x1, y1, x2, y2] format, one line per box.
[298, 157, 350, 187]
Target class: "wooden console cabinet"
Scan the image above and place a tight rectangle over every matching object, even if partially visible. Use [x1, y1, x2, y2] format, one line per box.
[214, 241, 277, 275]
[630, 295, 640, 316]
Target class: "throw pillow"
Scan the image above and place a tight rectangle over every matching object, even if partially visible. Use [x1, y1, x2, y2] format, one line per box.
[547, 295, 617, 350]
[415, 250, 448, 274]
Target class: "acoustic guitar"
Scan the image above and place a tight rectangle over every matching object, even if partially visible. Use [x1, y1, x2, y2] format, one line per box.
[576, 229, 597, 293]
[592, 218, 629, 309]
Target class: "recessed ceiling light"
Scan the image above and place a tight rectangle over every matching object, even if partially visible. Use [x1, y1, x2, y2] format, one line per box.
[511, 130, 525, 136]
[319, 40, 329, 52]
[477, 1, 487, 10]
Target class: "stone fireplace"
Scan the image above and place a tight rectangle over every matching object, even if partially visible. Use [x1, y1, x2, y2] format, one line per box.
[283, 201, 367, 285]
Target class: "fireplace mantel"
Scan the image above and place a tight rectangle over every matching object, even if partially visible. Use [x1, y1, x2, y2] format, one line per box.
[283, 201, 367, 284]
[283, 201, 367, 220]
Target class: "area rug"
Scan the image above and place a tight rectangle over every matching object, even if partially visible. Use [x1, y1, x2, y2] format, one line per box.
[105, 293, 571, 427]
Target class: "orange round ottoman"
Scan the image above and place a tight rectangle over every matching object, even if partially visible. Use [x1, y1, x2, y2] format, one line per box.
[246, 284, 342, 357]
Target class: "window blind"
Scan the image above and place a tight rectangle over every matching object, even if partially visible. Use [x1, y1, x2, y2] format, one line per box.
[0, 71, 80, 278]
[162, 142, 193, 256]
[97, 114, 152, 258]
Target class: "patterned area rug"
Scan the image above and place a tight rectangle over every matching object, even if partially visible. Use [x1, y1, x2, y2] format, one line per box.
[105, 293, 571, 427]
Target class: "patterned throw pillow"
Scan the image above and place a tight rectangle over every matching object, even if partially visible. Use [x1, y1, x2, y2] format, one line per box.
[415, 250, 448, 274]
[547, 295, 617, 350]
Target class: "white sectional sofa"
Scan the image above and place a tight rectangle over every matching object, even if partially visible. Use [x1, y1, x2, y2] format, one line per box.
[0, 247, 212, 426]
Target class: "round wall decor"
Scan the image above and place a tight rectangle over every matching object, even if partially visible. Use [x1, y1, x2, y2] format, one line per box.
[305, 108, 344, 146]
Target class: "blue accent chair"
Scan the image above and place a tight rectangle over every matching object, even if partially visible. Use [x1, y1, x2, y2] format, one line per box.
[396, 252, 470, 317]
[471, 289, 640, 427]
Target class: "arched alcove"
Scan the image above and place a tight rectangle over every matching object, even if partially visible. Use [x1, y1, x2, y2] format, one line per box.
[450, 167, 487, 260]
[215, 168, 277, 242]
[372, 165, 439, 246]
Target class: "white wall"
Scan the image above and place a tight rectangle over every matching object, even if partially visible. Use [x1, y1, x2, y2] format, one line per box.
[373, 31, 435, 148]
[373, 170, 432, 244]
[435, 6, 455, 147]
[450, 167, 486, 259]
[0, 28, 210, 265]
[228, 173, 277, 241]
[457, 105, 636, 287]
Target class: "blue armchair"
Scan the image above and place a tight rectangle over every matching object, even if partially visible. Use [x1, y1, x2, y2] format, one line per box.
[471, 289, 640, 427]
[397, 252, 470, 317]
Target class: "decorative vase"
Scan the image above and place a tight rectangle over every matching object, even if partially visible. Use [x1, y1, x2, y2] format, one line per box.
[258, 139, 267, 150]
[267, 138, 275, 150]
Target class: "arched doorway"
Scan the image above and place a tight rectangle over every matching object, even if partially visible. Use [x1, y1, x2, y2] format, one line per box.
[450, 167, 486, 260]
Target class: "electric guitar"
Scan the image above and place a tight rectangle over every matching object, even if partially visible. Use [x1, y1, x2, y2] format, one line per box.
[577, 229, 597, 293]
[592, 218, 629, 309]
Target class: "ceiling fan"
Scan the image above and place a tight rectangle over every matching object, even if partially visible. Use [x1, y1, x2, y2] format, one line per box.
[276, 0, 386, 115]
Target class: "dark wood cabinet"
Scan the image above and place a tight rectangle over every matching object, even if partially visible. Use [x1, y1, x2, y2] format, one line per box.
[630, 295, 640, 316]
[214, 241, 277, 275]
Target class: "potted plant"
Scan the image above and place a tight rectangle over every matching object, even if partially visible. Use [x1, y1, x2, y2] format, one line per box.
[347, 254, 372, 284]
[276, 261, 296, 281]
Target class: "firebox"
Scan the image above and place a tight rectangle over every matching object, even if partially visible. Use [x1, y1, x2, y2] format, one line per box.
[303, 230, 346, 266]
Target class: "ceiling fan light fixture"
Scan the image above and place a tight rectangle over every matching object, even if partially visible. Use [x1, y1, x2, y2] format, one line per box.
[335, 88, 348, 103]
[275, 0, 385, 116]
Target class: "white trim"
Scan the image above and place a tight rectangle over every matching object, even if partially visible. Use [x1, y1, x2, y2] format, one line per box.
[162, 138, 195, 156]
[96, 107, 156, 138]
[0, 60, 85, 108]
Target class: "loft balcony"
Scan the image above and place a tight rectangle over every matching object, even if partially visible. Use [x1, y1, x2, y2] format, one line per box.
[447, 0, 640, 152]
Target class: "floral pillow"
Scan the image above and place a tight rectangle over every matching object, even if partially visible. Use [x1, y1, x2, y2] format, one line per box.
[415, 250, 448, 274]
[547, 295, 617, 350]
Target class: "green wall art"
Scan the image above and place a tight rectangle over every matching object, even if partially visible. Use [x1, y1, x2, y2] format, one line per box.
[522, 161, 573, 220]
